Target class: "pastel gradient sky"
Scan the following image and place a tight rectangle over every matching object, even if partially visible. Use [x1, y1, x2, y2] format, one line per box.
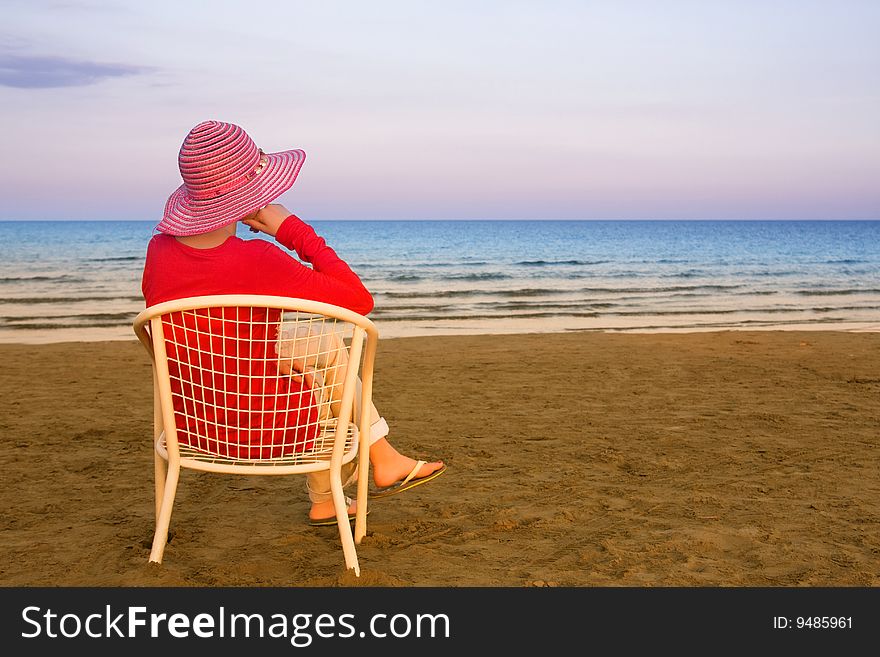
[1, 0, 878, 220]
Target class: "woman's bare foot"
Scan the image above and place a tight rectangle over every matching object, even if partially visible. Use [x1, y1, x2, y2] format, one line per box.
[369, 437, 444, 489]
[309, 497, 357, 523]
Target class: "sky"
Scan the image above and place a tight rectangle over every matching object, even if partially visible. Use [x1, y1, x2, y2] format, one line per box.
[0, 0, 878, 221]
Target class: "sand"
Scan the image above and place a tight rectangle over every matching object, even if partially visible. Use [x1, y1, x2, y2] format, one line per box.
[0, 330, 878, 587]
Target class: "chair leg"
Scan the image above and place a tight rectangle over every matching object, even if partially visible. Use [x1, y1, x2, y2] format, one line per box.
[330, 466, 360, 576]
[154, 450, 166, 520]
[149, 462, 180, 564]
[354, 434, 370, 544]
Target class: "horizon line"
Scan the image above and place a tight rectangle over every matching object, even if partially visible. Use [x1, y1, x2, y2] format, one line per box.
[2, 217, 879, 223]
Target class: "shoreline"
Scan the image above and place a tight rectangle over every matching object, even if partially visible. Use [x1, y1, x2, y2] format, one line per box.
[1, 319, 879, 346]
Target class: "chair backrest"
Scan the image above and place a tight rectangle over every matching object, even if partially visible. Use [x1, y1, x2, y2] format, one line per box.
[133, 295, 378, 475]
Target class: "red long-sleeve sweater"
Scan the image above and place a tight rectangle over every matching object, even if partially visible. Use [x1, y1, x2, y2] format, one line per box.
[142, 214, 373, 313]
[141, 215, 373, 459]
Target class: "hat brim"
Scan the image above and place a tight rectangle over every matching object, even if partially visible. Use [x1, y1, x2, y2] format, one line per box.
[156, 148, 305, 236]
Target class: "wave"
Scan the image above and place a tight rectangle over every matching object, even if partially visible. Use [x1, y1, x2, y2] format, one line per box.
[0, 274, 85, 283]
[1, 312, 137, 325]
[353, 261, 489, 269]
[0, 320, 133, 330]
[386, 274, 423, 282]
[362, 306, 838, 322]
[379, 287, 574, 299]
[369, 302, 880, 322]
[794, 288, 880, 296]
[0, 295, 144, 305]
[0, 311, 137, 330]
[468, 301, 621, 312]
[370, 311, 603, 322]
[503, 287, 571, 297]
[89, 256, 144, 262]
[442, 273, 512, 281]
[356, 309, 802, 323]
[612, 306, 877, 317]
[371, 304, 456, 314]
[747, 270, 800, 277]
[376, 284, 746, 300]
[810, 305, 880, 313]
[379, 288, 584, 299]
[590, 316, 855, 332]
[580, 284, 743, 294]
[603, 270, 728, 279]
[418, 261, 490, 268]
[371, 313, 858, 329]
[372, 270, 513, 284]
[378, 289, 480, 299]
[515, 259, 607, 266]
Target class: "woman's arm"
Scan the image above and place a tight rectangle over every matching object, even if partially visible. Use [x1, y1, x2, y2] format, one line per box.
[243, 204, 374, 315]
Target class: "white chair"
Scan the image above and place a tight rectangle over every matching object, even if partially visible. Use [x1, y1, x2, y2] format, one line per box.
[133, 295, 377, 575]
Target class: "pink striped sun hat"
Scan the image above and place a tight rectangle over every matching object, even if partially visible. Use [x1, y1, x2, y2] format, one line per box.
[156, 120, 305, 236]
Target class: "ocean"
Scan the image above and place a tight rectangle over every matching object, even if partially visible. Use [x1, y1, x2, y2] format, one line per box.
[0, 220, 878, 343]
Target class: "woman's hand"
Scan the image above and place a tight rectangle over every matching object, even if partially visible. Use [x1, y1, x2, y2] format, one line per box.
[241, 203, 291, 237]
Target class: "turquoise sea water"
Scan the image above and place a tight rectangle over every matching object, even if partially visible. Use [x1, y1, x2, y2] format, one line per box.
[0, 220, 878, 343]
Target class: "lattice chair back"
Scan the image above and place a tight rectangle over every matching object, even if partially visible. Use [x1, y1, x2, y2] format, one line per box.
[134, 295, 377, 575]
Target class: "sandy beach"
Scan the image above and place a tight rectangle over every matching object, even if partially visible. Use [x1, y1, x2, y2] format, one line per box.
[1, 330, 878, 587]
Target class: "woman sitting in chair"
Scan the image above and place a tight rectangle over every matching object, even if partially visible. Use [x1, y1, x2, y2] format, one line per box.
[141, 120, 445, 525]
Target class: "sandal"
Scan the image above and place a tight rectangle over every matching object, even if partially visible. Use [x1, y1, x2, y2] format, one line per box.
[370, 462, 447, 500]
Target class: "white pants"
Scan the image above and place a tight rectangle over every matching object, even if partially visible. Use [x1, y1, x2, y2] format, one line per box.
[276, 316, 387, 504]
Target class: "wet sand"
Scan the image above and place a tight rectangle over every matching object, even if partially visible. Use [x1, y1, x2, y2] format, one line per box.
[1, 330, 878, 586]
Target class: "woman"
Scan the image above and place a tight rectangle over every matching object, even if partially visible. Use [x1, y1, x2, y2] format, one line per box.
[141, 120, 445, 525]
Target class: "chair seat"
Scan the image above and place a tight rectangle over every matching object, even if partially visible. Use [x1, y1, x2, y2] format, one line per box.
[155, 420, 358, 473]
